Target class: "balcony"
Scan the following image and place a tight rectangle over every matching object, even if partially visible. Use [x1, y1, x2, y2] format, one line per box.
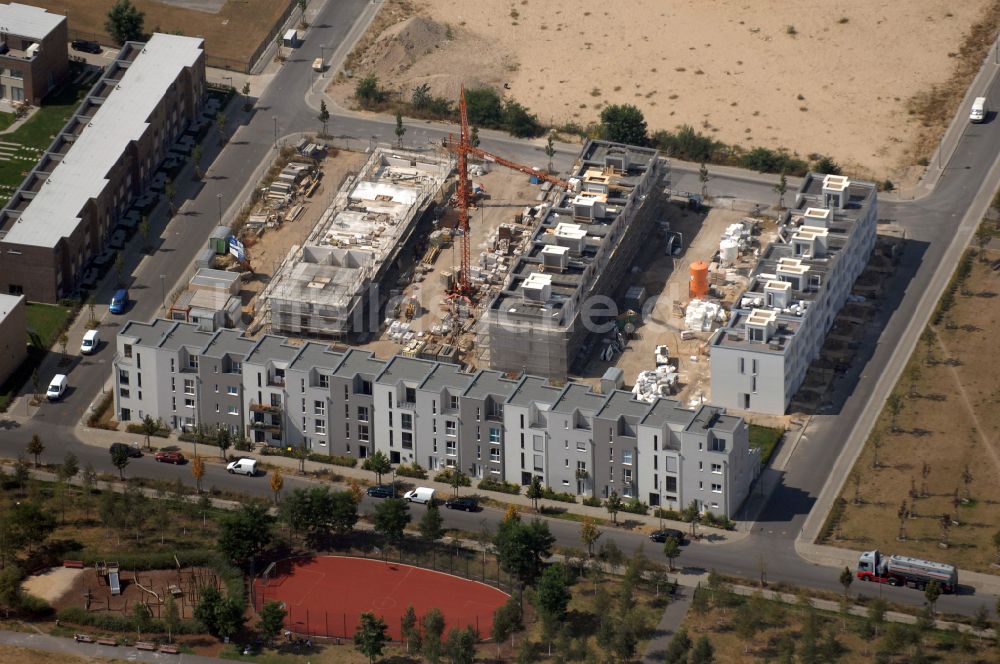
[249, 417, 281, 432]
[267, 375, 286, 387]
[250, 400, 282, 414]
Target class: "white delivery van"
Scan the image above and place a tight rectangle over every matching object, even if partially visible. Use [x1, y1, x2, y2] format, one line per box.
[226, 458, 258, 476]
[403, 487, 435, 504]
[970, 97, 987, 123]
[46, 374, 68, 400]
[80, 329, 99, 355]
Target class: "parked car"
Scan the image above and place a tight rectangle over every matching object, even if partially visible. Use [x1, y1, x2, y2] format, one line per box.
[649, 528, 686, 545]
[444, 496, 479, 512]
[402, 487, 435, 504]
[366, 484, 396, 498]
[226, 458, 258, 476]
[46, 374, 68, 400]
[80, 329, 99, 355]
[110, 442, 142, 459]
[71, 39, 102, 54]
[109, 288, 128, 314]
[154, 450, 185, 464]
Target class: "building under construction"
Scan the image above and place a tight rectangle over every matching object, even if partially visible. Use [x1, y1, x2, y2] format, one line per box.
[261, 148, 452, 338]
[485, 140, 663, 380]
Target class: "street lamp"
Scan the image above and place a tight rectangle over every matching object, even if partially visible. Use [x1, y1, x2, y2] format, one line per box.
[160, 274, 166, 313]
[273, 117, 278, 150]
[222, 75, 233, 91]
[216, 193, 223, 225]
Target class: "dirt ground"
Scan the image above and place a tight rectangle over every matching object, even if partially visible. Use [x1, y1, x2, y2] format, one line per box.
[22, 567, 84, 604]
[51, 566, 219, 622]
[0, 645, 118, 664]
[831, 247, 1000, 573]
[333, 0, 995, 181]
[20, 0, 292, 64]
[242, 150, 369, 322]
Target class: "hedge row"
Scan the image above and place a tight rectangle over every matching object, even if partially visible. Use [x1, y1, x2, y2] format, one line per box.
[478, 477, 520, 495]
[57, 606, 204, 635]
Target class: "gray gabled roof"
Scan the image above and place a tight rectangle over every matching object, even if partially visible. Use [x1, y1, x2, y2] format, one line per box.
[288, 342, 344, 372]
[156, 321, 212, 351]
[596, 390, 651, 421]
[463, 369, 519, 400]
[245, 335, 299, 365]
[419, 362, 473, 393]
[118, 319, 178, 348]
[332, 348, 385, 379]
[506, 375, 559, 407]
[200, 328, 255, 359]
[551, 383, 607, 414]
[375, 355, 436, 385]
[640, 397, 695, 428]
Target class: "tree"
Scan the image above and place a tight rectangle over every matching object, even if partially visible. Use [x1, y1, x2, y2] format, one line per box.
[870, 430, 883, 469]
[12, 456, 29, 495]
[604, 490, 622, 524]
[372, 497, 410, 548]
[111, 445, 130, 479]
[493, 516, 555, 588]
[599, 104, 647, 145]
[193, 143, 203, 179]
[689, 635, 715, 664]
[421, 608, 445, 662]
[683, 500, 702, 538]
[698, 162, 710, 199]
[26, 434, 43, 467]
[165, 178, 177, 214]
[411, 83, 432, 109]
[258, 601, 287, 645]
[962, 464, 973, 501]
[362, 450, 391, 484]
[215, 596, 245, 641]
[7, 502, 56, 556]
[940, 513, 952, 548]
[191, 455, 205, 493]
[241, 81, 251, 110]
[355, 75, 384, 108]
[163, 595, 179, 643]
[924, 580, 941, 615]
[886, 393, 903, 432]
[318, 100, 330, 137]
[663, 627, 691, 664]
[733, 601, 759, 654]
[269, 470, 283, 505]
[281, 487, 359, 547]
[774, 170, 788, 209]
[663, 537, 681, 572]
[867, 597, 887, 637]
[59, 331, 69, 357]
[526, 476, 544, 512]
[839, 566, 853, 599]
[470, 126, 480, 148]
[491, 597, 522, 657]
[194, 586, 222, 633]
[138, 216, 151, 250]
[394, 111, 406, 148]
[214, 426, 231, 460]
[140, 415, 159, 450]
[87, 295, 97, 324]
[418, 502, 444, 541]
[545, 133, 556, 173]
[401, 605, 421, 653]
[449, 469, 467, 496]
[105, 0, 144, 45]
[0, 566, 24, 616]
[215, 112, 227, 144]
[60, 452, 79, 484]
[218, 504, 274, 567]
[114, 252, 125, 285]
[532, 562, 572, 625]
[133, 601, 151, 637]
[444, 626, 477, 664]
[579, 517, 601, 556]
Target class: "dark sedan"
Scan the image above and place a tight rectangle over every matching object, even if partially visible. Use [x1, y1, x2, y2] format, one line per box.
[366, 484, 397, 498]
[71, 39, 102, 54]
[444, 496, 479, 512]
[649, 528, 685, 544]
[109, 442, 142, 459]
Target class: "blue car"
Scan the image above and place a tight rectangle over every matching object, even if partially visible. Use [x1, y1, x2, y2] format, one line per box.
[109, 288, 128, 314]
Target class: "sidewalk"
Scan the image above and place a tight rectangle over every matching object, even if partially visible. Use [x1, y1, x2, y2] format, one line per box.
[642, 587, 691, 663]
[0, 628, 229, 664]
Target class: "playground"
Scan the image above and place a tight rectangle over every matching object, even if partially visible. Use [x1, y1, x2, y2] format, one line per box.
[253, 556, 510, 640]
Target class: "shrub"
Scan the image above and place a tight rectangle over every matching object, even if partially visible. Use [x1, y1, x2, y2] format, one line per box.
[435, 468, 471, 487]
[582, 496, 603, 507]
[396, 462, 428, 479]
[503, 99, 542, 137]
[479, 477, 521, 495]
[355, 75, 386, 108]
[541, 487, 577, 504]
[739, 147, 808, 176]
[882, 179, 895, 192]
[306, 452, 357, 468]
[87, 392, 115, 428]
[654, 507, 682, 521]
[702, 512, 735, 530]
[58, 606, 203, 634]
[651, 125, 721, 163]
[620, 498, 649, 515]
[125, 423, 169, 437]
[599, 104, 648, 146]
[464, 87, 504, 127]
[813, 155, 842, 175]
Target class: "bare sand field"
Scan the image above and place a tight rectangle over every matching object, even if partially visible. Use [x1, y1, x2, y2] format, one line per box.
[336, 0, 998, 181]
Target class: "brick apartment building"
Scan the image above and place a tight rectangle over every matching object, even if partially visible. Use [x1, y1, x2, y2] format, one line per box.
[0, 33, 205, 302]
[0, 3, 68, 105]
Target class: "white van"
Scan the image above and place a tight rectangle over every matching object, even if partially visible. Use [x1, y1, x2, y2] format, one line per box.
[80, 329, 99, 355]
[970, 97, 987, 123]
[46, 374, 68, 400]
[226, 458, 258, 476]
[403, 487, 435, 504]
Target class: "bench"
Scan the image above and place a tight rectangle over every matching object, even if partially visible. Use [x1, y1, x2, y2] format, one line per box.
[64, 560, 85, 569]
[159, 645, 179, 654]
[96, 638, 117, 647]
[135, 641, 156, 651]
[74, 634, 94, 643]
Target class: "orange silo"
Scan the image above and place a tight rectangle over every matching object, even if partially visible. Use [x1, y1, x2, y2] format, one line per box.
[689, 261, 709, 299]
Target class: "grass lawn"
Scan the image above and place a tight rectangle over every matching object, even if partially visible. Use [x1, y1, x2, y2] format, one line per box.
[826, 240, 1000, 572]
[749, 423, 784, 466]
[25, 302, 73, 349]
[0, 111, 17, 132]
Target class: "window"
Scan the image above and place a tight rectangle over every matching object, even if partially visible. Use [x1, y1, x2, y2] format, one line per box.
[476, 427, 481, 441]
[742, 393, 751, 409]
[270, 394, 282, 408]
[402, 432, 413, 449]
[433, 439, 438, 453]
[622, 450, 632, 465]
[698, 461, 703, 471]
[711, 463, 722, 474]
[232, 362, 242, 374]
[314, 400, 325, 416]
[227, 385, 238, 396]
[359, 424, 369, 441]
[476, 445, 481, 460]
[490, 448, 500, 462]
[751, 359, 758, 374]
[433, 420, 437, 434]
[476, 407, 481, 421]
[738, 357, 745, 374]
[577, 441, 586, 452]
[123, 344, 132, 358]
[449, 395, 459, 410]
[315, 419, 326, 435]
[389, 412, 393, 427]
[171, 377, 175, 392]
[185, 398, 195, 409]
[188, 355, 199, 369]
[432, 400, 437, 414]
[346, 423, 351, 438]
[318, 374, 329, 388]
[228, 406, 239, 415]
[711, 483, 723, 493]
[357, 406, 369, 422]
[360, 379, 372, 395]
[446, 420, 457, 436]
[752, 376, 757, 392]
[489, 427, 501, 443]
[446, 441, 457, 456]
[401, 413, 413, 430]
[118, 368, 130, 384]
[749, 327, 764, 342]
[183, 379, 195, 395]
[388, 393, 393, 407]
[405, 387, 416, 403]
[665, 476, 677, 493]
[119, 387, 130, 398]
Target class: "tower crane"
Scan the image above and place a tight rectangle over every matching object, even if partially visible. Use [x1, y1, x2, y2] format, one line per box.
[445, 86, 572, 297]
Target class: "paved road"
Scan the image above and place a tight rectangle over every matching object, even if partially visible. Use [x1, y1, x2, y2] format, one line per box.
[2, 0, 1000, 620]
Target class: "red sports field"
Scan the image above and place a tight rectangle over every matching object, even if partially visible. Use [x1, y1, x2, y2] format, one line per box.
[253, 556, 509, 640]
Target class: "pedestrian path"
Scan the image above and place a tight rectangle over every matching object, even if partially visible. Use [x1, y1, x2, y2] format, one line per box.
[0, 628, 229, 664]
[642, 588, 691, 663]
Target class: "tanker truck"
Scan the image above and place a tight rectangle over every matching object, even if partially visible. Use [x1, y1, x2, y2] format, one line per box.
[856, 550, 957, 593]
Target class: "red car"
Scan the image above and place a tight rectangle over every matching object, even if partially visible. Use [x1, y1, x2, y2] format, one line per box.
[154, 451, 185, 464]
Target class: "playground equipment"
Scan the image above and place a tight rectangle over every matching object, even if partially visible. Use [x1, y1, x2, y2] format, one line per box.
[96, 561, 122, 595]
[133, 571, 162, 604]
